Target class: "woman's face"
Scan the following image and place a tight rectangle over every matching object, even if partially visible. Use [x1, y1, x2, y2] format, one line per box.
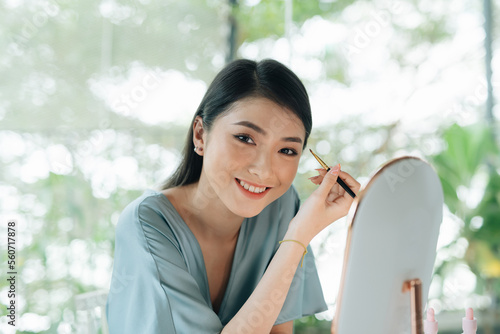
[198, 97, 306, 218]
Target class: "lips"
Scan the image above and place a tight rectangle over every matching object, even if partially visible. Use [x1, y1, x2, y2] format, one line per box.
[236, 178, 270, 191]
[235, 178, 272, 198]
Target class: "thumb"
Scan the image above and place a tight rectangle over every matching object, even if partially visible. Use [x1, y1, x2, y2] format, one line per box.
[316, 164, 340, 197]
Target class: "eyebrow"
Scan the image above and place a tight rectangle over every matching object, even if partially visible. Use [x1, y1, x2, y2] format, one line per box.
[232, 121, 303, 144]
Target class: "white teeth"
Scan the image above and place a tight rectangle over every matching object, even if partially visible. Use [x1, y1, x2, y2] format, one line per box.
[238, 179, 267, 194]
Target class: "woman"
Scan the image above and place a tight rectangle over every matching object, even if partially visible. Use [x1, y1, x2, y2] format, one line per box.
[106, 59, 360, 333]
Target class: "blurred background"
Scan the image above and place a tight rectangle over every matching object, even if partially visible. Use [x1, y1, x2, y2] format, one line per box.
[1, 0, 499, 333]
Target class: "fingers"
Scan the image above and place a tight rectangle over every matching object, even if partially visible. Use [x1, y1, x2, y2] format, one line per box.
[308, 166, 361, 199]
[314, 168, 327, 175]
[307, 175, 322, 185]
[337, 170, 361, 194]
[308, 168, 327, 185]
[315, 164, 340, 198]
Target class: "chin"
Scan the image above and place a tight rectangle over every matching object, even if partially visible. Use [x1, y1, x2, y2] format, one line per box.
[228, 199, 270, 218]
[234, 207, 264, 219]
[226, 186, 283, 218]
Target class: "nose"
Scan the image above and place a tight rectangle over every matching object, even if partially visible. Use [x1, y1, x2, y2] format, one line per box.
[248, 149, 274, 181]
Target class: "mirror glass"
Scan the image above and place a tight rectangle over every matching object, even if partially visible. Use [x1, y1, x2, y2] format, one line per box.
[332, 157, 444, 334]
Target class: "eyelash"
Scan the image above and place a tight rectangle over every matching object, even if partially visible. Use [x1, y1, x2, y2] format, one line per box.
[233, 134, 298, 156]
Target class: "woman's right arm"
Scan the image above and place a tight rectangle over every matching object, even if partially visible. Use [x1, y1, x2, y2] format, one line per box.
[222, 166, 360, 333]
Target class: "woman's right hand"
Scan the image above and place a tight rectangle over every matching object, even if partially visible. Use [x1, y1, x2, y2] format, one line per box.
[288, 164, 360, 243]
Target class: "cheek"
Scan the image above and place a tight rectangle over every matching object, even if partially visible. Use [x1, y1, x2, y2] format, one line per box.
[205, 143, 242, 185]
[215, 138, 257, 170]
[279, 164, 299, 185]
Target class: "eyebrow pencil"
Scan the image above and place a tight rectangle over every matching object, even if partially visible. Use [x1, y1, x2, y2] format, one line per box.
[309, 149, 356, 198]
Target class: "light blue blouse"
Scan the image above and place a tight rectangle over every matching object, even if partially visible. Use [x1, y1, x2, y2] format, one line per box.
[106, 185, 327, 333]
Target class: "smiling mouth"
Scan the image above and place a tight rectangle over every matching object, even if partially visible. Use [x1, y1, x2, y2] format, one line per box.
[235, 178, 270, 194]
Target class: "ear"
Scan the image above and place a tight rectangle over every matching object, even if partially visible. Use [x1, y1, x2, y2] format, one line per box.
[193, 116, 205, 155]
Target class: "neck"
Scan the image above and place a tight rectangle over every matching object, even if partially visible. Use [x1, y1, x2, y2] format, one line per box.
[180, 181, 244, 242]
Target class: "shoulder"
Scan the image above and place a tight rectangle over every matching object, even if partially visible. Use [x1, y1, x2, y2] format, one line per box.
[114, 189, 189, 264]
[118, 189, 165, 227]
[116, 189, 179, 244]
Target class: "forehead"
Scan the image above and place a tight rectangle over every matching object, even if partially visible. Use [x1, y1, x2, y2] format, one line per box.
[216, 97, 306, 136]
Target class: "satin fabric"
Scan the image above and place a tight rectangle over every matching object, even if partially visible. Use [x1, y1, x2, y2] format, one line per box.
[106, 185, 327, 333]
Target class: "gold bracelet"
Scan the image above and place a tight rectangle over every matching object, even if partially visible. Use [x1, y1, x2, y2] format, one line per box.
[279, 239, 308, 268]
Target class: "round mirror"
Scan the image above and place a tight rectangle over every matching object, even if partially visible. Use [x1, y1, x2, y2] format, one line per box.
[332, 157, 444, 334]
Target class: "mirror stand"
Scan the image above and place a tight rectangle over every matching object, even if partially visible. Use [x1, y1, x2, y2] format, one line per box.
[402, 278, 423, 334]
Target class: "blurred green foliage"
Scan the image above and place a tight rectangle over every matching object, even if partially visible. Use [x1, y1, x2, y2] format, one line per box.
[431, 123, 500, 290]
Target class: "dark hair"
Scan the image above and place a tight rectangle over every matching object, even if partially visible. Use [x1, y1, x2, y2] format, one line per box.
[161, 58, 312, 190]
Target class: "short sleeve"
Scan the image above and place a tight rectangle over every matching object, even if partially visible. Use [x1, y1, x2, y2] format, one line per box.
[106, 196, 223, 334]
[274, 185, 328, 324]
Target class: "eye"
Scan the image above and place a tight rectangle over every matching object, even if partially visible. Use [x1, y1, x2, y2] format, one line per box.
[234, 134, 255, 144]
[280, 148, 298, 156]
[234, 134, 298, 156]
